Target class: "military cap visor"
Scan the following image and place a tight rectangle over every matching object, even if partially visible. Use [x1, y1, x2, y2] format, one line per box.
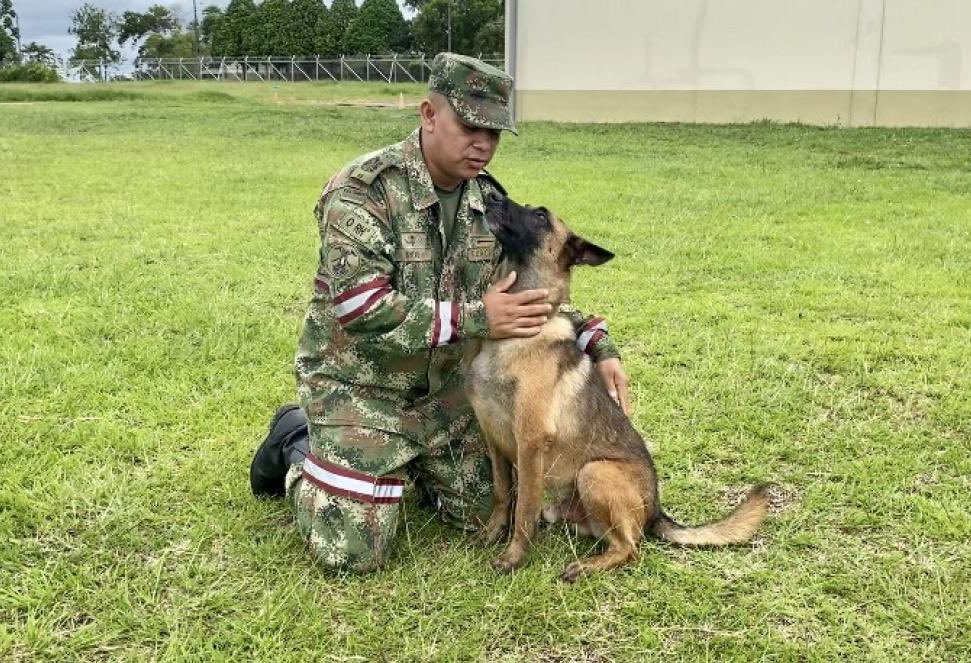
[441, 91, 517, 135]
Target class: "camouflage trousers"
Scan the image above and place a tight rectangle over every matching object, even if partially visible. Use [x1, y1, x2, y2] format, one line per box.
[284, 405, 493, 572]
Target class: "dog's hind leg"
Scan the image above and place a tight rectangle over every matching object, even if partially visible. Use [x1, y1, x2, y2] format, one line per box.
[560, 461, 647, 582]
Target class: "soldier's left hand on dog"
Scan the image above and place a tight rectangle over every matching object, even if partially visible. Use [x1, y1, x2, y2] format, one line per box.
[596, 357, 631, 415]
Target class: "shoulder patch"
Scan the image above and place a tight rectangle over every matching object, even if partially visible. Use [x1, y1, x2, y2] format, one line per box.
[477, 168, 507, 196]
[327, 206, 384, 248]
[338, 187, 368, 206]
[348, 147, 399, 185]
[322, 242, 363, 280]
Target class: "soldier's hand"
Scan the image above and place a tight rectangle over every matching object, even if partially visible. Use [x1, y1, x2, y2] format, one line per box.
[483, 271, 551, 339]
[596, 357, 631, 416]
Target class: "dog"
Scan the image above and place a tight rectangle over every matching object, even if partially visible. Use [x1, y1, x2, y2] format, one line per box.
[464, 193, 770, 582]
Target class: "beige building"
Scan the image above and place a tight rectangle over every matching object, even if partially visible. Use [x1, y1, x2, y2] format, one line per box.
[505, 0, 971, 127]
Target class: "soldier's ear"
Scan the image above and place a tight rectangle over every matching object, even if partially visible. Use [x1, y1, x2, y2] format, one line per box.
[419, 99, 436, 132]
[566, 235, 614, 267]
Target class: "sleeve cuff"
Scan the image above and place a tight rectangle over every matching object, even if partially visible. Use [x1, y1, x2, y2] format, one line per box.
[589, 334, 621, 363]
[460, 300, 490, 339]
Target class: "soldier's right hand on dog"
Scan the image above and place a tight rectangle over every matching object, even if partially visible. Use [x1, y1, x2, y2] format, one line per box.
[483, 271, 551, 339]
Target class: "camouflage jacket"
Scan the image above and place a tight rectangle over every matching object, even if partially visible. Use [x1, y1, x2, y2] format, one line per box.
[295, 129, 619, 437]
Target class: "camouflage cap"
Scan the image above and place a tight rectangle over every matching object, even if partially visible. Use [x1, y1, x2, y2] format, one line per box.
[428, 52, 516, 134]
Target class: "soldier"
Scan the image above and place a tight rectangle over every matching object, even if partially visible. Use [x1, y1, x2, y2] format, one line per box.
[250, 53, 630, 572]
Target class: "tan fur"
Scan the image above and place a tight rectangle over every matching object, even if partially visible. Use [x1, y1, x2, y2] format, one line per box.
[467, 199, 770, 581]
[652, 485, 769, 546]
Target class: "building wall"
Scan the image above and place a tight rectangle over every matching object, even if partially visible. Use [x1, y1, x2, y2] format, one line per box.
[505, 0, 971, 127]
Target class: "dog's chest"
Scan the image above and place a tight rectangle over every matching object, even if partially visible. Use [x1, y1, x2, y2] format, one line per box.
[466, 343, 517, 444]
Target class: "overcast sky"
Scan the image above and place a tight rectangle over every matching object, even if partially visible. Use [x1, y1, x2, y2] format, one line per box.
[16, 1, 414, 59]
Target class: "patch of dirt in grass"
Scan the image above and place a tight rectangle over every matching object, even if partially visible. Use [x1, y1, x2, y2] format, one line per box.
[722, 483, 798, 513]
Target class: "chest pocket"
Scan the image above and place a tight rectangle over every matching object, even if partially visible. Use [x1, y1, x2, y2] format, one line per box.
[461, 233, 500, 299]
[392, 214, 435, 298]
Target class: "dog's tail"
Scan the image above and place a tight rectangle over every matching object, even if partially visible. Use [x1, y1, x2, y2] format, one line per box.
[651, 483, 771, 546]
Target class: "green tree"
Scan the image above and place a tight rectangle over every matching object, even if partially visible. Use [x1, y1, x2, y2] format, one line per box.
[344, 0, 408, 55]
[118, 5, 181, 57]
[211, 0, 257, 56]
[0, 0, 19, 63]
[473, 14, 503, 54]
[289, 0, 326, 56]
[411, 0, 502, 55]
[254, 0, 292, 55]
[328, 0, 358, 54]
[21, 41, 57, 66]
[142, 30, 196, 58]
[0, 28, 14, 64]
[68, 3, 121, 65]
[313, 8, 338, 56]
[199, 5, 223, 53]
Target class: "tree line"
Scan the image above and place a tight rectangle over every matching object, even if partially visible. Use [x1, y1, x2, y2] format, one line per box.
[0, 0, 503, 69]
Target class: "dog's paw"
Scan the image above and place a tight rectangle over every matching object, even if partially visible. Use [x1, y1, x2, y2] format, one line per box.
[559, 561, 586, 583]
[490, 550, 526, 574]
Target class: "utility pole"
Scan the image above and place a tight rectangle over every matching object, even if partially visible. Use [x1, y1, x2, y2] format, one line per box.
[192, 0, 200, 56]
[446, 0, 452, 52]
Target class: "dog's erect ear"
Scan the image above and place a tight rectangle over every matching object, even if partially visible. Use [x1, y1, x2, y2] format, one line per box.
[566, 235, 615, 267]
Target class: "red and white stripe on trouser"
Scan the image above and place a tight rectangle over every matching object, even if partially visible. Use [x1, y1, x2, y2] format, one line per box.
[332, 276, 392, 325]
[431, 301, 459, 347]
[576, 317, 607, 353]
[301, 453, 405, 504]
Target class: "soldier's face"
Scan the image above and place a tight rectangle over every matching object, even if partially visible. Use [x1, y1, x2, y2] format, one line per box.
[421, 97, 501, 188]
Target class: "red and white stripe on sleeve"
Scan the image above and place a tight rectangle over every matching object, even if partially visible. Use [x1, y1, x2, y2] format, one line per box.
[431, 301, 460, 347]
[576, 317, 607, 354]
[302, 453, 404, 504]
[332, 276, 392, 325]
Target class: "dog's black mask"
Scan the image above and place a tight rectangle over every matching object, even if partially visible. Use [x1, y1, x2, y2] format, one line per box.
[485, 193, 553, 266]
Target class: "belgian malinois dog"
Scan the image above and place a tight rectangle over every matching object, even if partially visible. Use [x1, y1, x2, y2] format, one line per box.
[465, 194, 770, 582]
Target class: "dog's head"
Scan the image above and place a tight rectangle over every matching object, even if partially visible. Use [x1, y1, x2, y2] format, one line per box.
[485, 192, 613, 302]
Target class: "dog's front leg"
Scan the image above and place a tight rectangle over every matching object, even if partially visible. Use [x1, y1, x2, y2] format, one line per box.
[475, 441, 514, 546]
[492, 435, 547, 573]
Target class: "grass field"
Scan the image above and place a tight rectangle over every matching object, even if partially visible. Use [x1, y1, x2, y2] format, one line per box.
[2, 81, 970, 660]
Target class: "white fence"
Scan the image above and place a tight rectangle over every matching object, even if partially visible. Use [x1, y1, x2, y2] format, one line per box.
[58, 55, 504, 83]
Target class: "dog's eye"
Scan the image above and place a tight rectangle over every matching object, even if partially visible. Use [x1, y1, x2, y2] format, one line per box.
[535, 209, 547, 220]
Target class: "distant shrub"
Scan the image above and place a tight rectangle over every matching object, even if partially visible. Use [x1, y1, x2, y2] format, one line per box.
[0, 62, 62, 83]
[0, 87, 143, 102]
[191, 90, 236, 102]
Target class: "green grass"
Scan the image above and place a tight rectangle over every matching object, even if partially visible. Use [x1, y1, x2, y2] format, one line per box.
[2, 81, 969, 660]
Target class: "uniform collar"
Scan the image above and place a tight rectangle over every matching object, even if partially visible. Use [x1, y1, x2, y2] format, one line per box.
[402, 129, 439, 211]
[402, 128, 486, 214]
[465, 176, 486, 214]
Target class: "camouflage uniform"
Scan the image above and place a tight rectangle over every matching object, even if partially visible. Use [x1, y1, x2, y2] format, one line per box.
[285, 53, 620, 572]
